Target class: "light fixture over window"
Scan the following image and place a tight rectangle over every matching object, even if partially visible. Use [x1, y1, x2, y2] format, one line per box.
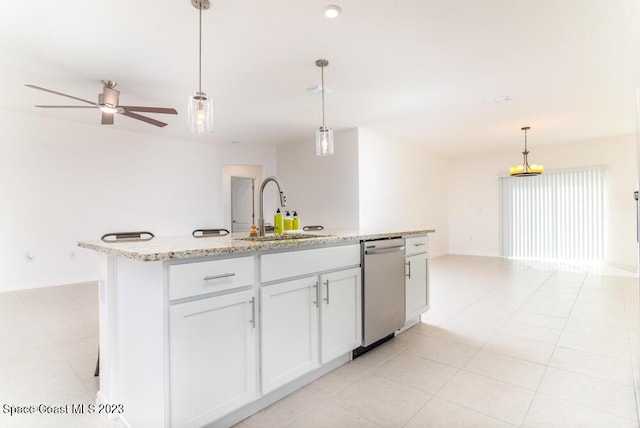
[315, 59, 334, 156]
[509, 126, 543, 176]
[187, 0, 213, 133]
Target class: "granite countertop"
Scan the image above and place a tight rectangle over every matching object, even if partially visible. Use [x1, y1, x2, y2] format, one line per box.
[78, 229, 435, 262]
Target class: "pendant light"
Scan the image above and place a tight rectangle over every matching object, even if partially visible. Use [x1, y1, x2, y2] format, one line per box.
[187, 0, 213, 133]
[509, 126, 543, 176]
[315, 59, 334, 156]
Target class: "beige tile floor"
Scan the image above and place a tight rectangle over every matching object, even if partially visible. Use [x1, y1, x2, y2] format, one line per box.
[0, 282, 118, 427]
[0, 255, 638, 427]
[238, 256, 640, 428]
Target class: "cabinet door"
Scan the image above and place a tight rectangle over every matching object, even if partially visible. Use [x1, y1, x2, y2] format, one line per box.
[169, 290, 257, 428]
[261, 277, 320, 394]
[320, 268, 362, 363]
[405, 253, 429, 321]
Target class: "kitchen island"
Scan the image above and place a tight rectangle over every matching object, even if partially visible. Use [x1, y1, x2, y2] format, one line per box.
[78, 229, 434, 428]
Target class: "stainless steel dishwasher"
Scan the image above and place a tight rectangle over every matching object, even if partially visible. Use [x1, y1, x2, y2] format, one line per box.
[355, 237, 406, 357]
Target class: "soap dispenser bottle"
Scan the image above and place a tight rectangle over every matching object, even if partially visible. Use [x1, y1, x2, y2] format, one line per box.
[292, 211, 300, 230]
[284, 211, 293, 231]
[274, 209, 284, 235]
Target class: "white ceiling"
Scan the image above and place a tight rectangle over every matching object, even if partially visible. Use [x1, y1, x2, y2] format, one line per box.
[1, 0, 639, 156]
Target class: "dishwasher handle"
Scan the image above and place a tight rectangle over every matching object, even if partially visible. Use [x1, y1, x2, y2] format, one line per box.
[365, 245, 405, 255]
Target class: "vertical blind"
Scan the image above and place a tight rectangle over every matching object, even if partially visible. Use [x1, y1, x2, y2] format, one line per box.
[499, 168, 603, 262]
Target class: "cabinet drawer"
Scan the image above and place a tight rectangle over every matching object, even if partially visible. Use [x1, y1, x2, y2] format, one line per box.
[260, 244, 360, 283]
[405, 235, 429, 256]
[169, 256, 254, 300]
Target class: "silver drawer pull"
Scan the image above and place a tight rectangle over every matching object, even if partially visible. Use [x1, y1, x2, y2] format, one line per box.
[203, 273, 236, 281]
[414, 242, 426, 247]
[313, 282, 319, 307]
[249, 297, 256, 328]
[324, 280, 330, 305]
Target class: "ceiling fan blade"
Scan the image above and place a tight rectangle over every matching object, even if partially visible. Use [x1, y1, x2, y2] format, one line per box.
[103, 86, 120, 107]
[101, 112, 114, 125]
[120, 106, 178, 114]
[121, 111, 168, 127]
[25, 84, 97, 106]
[35, 105, 98, 108]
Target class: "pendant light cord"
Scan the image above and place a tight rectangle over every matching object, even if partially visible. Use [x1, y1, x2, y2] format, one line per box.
[321, 64, 326, 129]
[198, 5, 203, 94]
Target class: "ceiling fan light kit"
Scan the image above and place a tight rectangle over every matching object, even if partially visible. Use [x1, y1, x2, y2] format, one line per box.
[187, 0, 214, 134]
[25, 79, 178, 127]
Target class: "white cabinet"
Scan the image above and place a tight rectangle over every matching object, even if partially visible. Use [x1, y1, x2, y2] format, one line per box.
[320, 268, 362, 363]
[405, 235, 430, 321]
[169, 289, 257, 428]
[260, 244, 360, 282]
[260, 277, 320, 394]
[261, 266, 362, 393]
[168, 256, 254, 300]
[405, 235, 429, 256]
[405, 252, 429, 321]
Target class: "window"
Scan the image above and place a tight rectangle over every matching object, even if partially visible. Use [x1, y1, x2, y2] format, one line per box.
[499, 168, 603, 262]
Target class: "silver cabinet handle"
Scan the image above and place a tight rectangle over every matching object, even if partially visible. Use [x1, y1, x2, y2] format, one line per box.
[249, 297, 255, 328]
[203, 273, 236, 281]
[313, 281, 319, 307]
[324, 280, 330, 304]
[406, 261, 412, 279]
[414, 242, 426, 247]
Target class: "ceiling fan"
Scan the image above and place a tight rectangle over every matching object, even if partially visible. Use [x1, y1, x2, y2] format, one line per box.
[25, 80, 178, 127]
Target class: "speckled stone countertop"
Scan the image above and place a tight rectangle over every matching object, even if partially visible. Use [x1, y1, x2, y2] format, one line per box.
[78, 229, 435, 262]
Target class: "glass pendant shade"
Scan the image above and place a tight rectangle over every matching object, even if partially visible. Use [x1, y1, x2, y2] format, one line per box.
[509, 163, 544, 175]
[316, 126, 334, 156]
[187, 92, 213, 133]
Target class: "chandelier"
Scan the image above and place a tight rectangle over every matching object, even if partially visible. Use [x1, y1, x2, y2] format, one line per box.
[510, 126, 543, 176]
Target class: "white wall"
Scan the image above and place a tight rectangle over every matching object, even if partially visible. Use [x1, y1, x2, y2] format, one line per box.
[357, 128, 449, 257]
[0, 110, 277, 291]
[277, 128, 360, 231]
[448, 134, 637, 267]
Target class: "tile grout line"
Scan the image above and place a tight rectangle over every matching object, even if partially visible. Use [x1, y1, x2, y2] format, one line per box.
[518, 268, 589, 426]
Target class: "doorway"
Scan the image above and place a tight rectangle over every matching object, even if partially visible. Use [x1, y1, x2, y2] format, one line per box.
[231, 176, 254, 233]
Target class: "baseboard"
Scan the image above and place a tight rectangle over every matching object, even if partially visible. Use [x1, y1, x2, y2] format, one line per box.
[0, 277, 99, 293]
[446, 250, 501, 258]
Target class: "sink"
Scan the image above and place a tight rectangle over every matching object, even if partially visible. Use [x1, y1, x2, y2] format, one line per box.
[237, 233, 330, 242]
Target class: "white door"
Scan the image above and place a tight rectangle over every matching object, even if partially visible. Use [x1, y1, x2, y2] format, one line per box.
[405, 253, 429, 321]
[260, 276, 319, 393]
[231, 176, 254, 233]
[169, 290, 257, 428]
[320, 268, 361, 363]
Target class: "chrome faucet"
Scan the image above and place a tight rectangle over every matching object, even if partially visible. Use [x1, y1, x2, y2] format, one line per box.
[258, 176, 287, 236]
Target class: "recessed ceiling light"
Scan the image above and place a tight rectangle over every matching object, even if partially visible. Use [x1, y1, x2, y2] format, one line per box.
[323, 5, 342, 18]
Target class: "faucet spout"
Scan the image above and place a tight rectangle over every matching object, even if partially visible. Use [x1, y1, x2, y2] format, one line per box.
[258, 176, 287, 236]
